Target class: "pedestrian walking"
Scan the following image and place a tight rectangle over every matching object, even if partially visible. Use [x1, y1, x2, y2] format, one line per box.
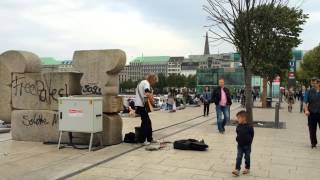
[232, 110, 254, 176]
[135, 73, 158, 145]
[202, 86, 212, 116]
[286, 89, 295, 112]
[303, 77, 320, 149]
[299, 88, 304, 113]
[212, 78, 232, 133]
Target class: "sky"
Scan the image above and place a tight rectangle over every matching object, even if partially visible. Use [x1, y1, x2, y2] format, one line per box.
[0, 0, 319, 62]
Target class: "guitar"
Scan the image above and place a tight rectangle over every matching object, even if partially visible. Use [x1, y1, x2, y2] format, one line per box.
[145, 94, 154, 112]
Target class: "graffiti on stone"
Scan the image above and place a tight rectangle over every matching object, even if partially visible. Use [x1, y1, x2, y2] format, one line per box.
[11, 74, 69, 104]
[22, 113, 58, 127]
[81, 83, 102, 95]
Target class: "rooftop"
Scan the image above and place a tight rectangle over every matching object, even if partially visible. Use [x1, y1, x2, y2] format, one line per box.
[40, 57, 61, 65]
[131, 56, 170, 65]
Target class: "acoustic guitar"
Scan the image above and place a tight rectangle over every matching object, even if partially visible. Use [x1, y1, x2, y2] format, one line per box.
[145, 95, 154, 113]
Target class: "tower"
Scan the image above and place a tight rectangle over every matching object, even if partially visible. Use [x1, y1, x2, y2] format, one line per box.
[204, 32, 210, 55]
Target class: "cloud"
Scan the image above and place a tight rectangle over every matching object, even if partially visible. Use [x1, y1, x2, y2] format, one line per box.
[298, 11, 320, 50]
[0, 0, 200, 61]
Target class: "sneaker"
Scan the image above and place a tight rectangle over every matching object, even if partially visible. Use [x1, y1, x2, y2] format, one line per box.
[142, 141, 150, 146]
[311, 144, 316, 149]
[232, 170, 240, 176]
[242, 169, 250, 174]
[150, 140, 159, 144]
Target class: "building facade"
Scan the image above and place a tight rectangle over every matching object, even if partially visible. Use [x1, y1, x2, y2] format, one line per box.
[128, 56, 170, 81]
[168, 56, 183, 75]
[119, 65, 129, 83]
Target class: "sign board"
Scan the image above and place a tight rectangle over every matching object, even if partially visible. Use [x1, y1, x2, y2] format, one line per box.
[68, 108, 83, 117]
[289, 60, 296, 69]
[288, 72, 295, 79]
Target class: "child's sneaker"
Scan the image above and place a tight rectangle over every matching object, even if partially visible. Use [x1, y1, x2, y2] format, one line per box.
[242, 169, 250, 174]
[232, 170, 240, 176]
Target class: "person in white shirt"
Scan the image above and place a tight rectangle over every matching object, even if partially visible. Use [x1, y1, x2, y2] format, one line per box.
[135, 73, 158, 145]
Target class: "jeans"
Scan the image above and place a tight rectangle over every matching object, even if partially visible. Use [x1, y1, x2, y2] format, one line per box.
[236, 145, 251, 170]
[203, 103, 210, 116]
[137, 106, 153, 143]
[308, 113, 320, 146]
[216, 105, 230, 132]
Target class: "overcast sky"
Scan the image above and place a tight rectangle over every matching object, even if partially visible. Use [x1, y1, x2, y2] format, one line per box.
[0, 0, 319, 62]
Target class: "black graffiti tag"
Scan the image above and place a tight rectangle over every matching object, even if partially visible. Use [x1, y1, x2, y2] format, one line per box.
[22, 113, 58, 127]
[82, 84, 102, 95]
[22, 114, 49, 127]
[11, 75, 69, 104]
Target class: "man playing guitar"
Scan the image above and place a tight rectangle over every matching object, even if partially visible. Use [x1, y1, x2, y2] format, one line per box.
[135, 73, 158, 145]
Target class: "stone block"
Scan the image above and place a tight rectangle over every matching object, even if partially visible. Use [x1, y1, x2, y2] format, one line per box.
[11, 110, 60, 142]
[0, 104, 12, 123]
[101, 113, 123, 145]
[103, 96, 124, 113]
[11, 72, 82, 110]
[0, 50, 41, 122]
[11, 111, 122, 145]
[0, 85, 11, 106]
[0, 50, 41, 85]
[72, 49, 126, 96]
[11, 110, 90, 143]
[0, 85, 12, 123]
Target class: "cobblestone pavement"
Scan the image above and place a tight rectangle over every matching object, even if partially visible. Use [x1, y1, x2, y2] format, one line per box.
[1, 102, 320, 180]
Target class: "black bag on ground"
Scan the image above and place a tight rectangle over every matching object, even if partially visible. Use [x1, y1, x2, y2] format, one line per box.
[124, 132, 136, 143]
[173, 139, 208, 151]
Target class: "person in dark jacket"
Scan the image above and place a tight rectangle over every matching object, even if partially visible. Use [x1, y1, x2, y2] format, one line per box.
[202, 86, 212, 116]
[212, 78, 232, 133]
[232, 110, 254, 176]
[304, 77, 320, 148]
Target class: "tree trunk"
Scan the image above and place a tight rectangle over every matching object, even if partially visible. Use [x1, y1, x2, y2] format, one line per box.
[244, 68, 253, 123]
[262, 78, 268, 108]
[269, 81, 273, 98]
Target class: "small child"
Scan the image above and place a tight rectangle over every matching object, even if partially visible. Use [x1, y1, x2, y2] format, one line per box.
[232, 110, 254, 176]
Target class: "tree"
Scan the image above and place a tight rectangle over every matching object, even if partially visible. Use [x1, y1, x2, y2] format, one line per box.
[204, 0, 307, 122]
[297, 44, 320, 85]
[154, 73, 167, 94]
[249, 5, 307, 106]
[176, 74, 187, 88]
[167, 74, 177, 88]
[186, 75, 197, 89]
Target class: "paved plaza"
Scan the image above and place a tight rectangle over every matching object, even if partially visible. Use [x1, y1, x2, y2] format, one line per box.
[0, 102, 320, 180]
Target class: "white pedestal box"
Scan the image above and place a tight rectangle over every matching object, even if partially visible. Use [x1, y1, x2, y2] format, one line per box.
[57, 96, 103, 151]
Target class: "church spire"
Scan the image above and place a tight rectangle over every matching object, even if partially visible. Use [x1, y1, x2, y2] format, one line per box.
[204, 32, 210, 55]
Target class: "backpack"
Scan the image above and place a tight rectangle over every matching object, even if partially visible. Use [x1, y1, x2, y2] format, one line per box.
[173, 139, 208, 151]
[124, 132, 136, 143]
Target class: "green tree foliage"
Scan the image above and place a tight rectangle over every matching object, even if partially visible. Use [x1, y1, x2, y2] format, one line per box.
[186, 75, 197, 89]
[297, 44, 320, 84]
[154, 73, 167, 94]
[252, 5, 307, 81]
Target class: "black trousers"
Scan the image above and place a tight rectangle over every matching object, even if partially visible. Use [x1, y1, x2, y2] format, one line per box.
[203, 103, 210, 116]
[137, 106, 153, 143]
[308, 113, 320, 146]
